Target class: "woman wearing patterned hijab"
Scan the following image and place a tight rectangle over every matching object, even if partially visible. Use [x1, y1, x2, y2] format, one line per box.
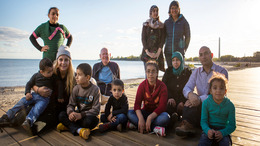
[141, 5, 165, 72]
[162, 51, 191, 126]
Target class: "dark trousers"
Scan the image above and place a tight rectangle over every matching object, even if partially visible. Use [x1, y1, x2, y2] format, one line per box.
[58, 111, 99, 135]
[199, 132, 231, 146]
[182, 103, 202, 127]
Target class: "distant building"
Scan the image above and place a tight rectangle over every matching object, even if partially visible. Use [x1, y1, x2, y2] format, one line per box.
[253, 52, 260, 58]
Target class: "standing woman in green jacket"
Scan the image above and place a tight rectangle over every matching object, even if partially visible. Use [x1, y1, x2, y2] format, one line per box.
[141, 5, 165, 72]
[30, 7, 73, 62]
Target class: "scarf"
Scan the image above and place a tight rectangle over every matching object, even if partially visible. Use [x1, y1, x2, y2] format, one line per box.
[144, 18, 164, 29]
[172, 51, 184, 76]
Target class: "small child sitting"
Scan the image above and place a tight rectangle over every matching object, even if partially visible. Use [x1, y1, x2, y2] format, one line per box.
[99, 79, 129, 132]
[199, 72, 236, 146]
[0, 58, 55, 134]
[57, 63, 100, 140]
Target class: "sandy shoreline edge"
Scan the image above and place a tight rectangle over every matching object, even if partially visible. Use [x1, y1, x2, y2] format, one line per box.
[1, 61, 260, 89]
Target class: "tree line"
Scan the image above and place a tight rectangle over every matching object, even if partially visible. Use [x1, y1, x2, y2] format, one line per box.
[111, 55, 260, 62]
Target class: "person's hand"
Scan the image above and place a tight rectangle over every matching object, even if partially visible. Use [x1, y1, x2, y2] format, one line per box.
[207, 129, 215, 139]
[138, 118, 146, 134]
[146, 116, 152, 132]
[177, 102, 184, 112]
[74, 112, 82, 121]
[58, 98, 64, 103]
[187, 92, 201, 107]
[111, 116, 117, 122]
[41, 45, 49, 52]
[215, 131, 223, 142]
[184, 99, 192, 107]
[145, 50, 155, 58]
[154, 51, 160, 59]
[25, 93, 32, 101]
[37, 86, 52, 97]
[167, 98, 176, 107]
[69, 112, 76, 121]
[107, 113, 113, 122]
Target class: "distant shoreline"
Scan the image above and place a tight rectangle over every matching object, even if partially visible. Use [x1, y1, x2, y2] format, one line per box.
[1, 62, 260, 88]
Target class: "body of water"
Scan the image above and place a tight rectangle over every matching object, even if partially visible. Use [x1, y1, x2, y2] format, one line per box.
[0, 59, 200, 87]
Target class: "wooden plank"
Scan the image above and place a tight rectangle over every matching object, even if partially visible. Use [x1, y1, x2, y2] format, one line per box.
[0, 109, 49, 145]
[110, 130, 201, 146]
[232, 129, 260, 143]
[232, 135, 260, 146]
[0, 110, 19, 146]
[236, 115, 260, 125]
[236, 108, 260, 118]
[38, 129, 81, 146]
[236, 121, 260, 130]
[91, 130, 144, 146]
[3, 127, 49, 145]
[60, 131, 113, 146]
[236, 114, 260, 122]
[235, 125, 260, 136]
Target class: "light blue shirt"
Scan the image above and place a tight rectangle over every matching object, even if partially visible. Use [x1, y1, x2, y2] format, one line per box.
[99, 66, 113, 84]
[183, 63, 228, 102]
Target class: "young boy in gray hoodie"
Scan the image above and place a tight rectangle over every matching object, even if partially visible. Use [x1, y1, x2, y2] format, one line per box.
[57, 63, 101, 140]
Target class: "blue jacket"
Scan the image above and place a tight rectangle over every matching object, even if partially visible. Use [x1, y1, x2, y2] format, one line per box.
[164, 14, 190, 56]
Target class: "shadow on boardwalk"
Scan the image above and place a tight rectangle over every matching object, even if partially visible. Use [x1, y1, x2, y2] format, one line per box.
[1, 67, 260, 145]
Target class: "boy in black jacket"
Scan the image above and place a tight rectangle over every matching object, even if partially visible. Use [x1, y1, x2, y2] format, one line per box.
[99, 79, 129, 132]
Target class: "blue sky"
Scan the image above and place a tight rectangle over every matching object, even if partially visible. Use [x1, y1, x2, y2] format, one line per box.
[0, 0, 260, 60]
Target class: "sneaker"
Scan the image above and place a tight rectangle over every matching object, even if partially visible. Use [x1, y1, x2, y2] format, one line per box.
[57, 123, 68, 132]
[116, 124, 122, 132]
[126, 121, 136, 130]
[153, 126, 166, 137]
[99, 122, 111, 132]
[0, 114, 11, 126]
[175, 120, 195, 137]
[22, 119, 33, 136]
[79, 128, 90, 140]
[34, 121, 46, 133]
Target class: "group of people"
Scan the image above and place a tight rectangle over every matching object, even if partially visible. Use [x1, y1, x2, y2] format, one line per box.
[0, 1, 236, 145]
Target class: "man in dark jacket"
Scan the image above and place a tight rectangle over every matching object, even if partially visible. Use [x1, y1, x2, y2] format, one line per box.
[92, 48, 120, 97]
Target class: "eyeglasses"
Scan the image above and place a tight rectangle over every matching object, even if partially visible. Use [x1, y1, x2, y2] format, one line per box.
[146, 70, 157, 74]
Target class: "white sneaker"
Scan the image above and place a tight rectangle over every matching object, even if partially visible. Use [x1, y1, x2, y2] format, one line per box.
[126, 121, 136, 129]
[153, 126, 166, 137]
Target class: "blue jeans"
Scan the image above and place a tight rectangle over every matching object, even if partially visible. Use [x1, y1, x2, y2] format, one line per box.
[6, 92, 49, 126]
[101, 113, 127, 128]
[127, 110, 170, 129]
[198, 132, 231, 146]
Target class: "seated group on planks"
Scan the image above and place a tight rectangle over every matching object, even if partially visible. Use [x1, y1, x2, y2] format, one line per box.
[0, 1, 236, 145]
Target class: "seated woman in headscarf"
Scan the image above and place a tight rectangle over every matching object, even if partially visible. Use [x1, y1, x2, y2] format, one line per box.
[162, 51, 191, 125]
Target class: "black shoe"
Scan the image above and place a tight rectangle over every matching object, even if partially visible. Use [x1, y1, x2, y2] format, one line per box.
[22, 119, 33, 136]
[171, 112, 179, 124]
[0, 114, 11, 126]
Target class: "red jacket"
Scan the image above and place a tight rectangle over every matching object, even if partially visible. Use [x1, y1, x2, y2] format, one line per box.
[134, 79, 168, 115]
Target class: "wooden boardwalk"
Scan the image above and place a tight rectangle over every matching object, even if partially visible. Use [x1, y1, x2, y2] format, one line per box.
[1, 67, 260, 145]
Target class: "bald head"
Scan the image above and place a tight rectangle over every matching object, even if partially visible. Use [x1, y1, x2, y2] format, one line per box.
[99, 47, 111, 66]
[199, 46, 211, 54]
[199, 46, 213, 67]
